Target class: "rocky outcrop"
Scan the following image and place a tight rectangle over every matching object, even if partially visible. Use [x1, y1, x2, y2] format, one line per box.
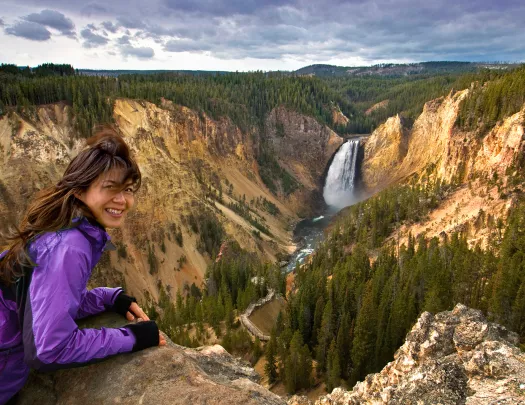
[471, 105, 525, 181]
[365, 100, 389, 116]
[264, 107, 344, 216]
[296, 304, 525, 405]
[19, 312, 286, 405]
[331, 106, 349, 127]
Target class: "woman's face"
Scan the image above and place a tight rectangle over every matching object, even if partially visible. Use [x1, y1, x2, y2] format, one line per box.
[77, 169, 135, 229]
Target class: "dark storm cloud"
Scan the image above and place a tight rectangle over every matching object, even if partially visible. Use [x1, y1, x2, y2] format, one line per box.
[81, 26, 109, 48]
[0, 18, 4, 26]
[5, 21, 52, 41]
[120, 44, 155, 59]
[23, 9, 76, 38]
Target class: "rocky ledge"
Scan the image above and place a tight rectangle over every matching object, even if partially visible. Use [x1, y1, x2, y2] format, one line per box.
[19, 312, 285, 405]
[290, 304, 525, 405]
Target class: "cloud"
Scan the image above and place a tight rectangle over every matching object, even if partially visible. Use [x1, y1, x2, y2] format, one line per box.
[117, 16, 146, 29]
[163, 0, 294, 17]
[102, 21, 118, 33]
[23, 9, 76, 38]
[5, 21, 52, 41]
[120, 44, 155, 59]
[81, 26, 109, 48]
[81, 3, 109, 16]
[0, 18, 4, 27]
[117, 35, 131, 45]
[164, 39, 212, 52]
[2, 0, 525, 65]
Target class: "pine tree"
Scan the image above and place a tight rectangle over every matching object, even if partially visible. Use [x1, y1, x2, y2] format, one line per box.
[264, 331, 278, 384]
[326, 339, 341, 392]
[350, 281, 377, 384]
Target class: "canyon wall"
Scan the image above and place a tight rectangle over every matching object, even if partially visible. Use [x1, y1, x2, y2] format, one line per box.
[0, 101, 341, 301]
[360, 91, 525, 246]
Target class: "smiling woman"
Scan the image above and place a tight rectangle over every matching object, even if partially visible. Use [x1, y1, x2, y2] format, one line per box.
[0, 126, 166, 405]
[76, 172, 136, 229]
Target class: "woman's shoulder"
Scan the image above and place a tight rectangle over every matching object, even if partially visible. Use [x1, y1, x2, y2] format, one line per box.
[29, 226, 91, 257]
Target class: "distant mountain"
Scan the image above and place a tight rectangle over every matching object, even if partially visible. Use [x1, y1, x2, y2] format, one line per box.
[294, 61, 519, 77]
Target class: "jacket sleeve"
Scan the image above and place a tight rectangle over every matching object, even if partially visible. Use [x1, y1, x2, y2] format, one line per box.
[23, 243, 136, 370]
[76, 287, 123, 320]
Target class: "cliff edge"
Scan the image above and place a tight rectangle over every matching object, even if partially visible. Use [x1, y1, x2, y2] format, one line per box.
[18, 312, 285, 405]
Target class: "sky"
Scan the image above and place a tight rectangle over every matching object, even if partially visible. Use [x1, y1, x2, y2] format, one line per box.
[0, 0, 524, 71]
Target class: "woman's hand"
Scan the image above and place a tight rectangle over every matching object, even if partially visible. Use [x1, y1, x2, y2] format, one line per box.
[135, 318, 167, 346]
[125, 302, 150, 322]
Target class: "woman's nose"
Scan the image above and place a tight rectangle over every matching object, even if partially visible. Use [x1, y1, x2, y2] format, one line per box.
[113, 191, 126, 203]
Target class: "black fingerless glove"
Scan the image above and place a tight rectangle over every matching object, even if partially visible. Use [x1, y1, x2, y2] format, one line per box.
[124, 321, 160, 352]
[112, 293, 137, 316]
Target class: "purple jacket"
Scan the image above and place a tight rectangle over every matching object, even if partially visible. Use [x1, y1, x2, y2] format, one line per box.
[0, 218, 136, 404]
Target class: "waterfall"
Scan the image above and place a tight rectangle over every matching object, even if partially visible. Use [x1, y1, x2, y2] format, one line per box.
[323, 139, 360, 209]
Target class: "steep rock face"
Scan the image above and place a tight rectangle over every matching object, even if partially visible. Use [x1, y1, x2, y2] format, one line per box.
[265, 107, 343, 213]
[296, 304, 525, 405]
[362, 91, 525, 191]
[0, 101, 288, 301]
[362, 90, 469, 191]
[471, 106, 525, 180]
[360, 93, 525, 247]
[331, 106, 349, 127]
[19, 313, 286, 405]
[361, 114, 408, 190]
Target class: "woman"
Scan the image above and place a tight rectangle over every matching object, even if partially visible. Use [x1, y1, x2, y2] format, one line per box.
[0, 128, 166, 405]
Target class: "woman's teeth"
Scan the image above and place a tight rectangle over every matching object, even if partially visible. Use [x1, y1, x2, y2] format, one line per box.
[106, 209, 123, 215]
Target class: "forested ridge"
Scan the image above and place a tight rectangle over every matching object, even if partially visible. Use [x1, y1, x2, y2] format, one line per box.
[2, 62, 523, 138]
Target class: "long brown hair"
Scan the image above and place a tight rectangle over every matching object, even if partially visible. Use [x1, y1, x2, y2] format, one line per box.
[0, 126, 141, 285]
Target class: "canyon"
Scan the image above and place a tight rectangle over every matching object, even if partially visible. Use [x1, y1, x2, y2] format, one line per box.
[2, 86, 525, 404]
[0, 99, 342, 303]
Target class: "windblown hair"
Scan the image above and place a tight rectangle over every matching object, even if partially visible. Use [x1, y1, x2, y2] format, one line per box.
[0, 126, 141, 285]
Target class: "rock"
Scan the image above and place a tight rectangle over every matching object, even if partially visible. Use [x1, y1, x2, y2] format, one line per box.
[312, 304, 525, 405]
[287, 395, 313, 405]
[361, 114, 409, 191]
[19, 312, 286, 405]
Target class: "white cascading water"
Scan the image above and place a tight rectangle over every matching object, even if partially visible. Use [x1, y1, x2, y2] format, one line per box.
[323, 139, 360, 209]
